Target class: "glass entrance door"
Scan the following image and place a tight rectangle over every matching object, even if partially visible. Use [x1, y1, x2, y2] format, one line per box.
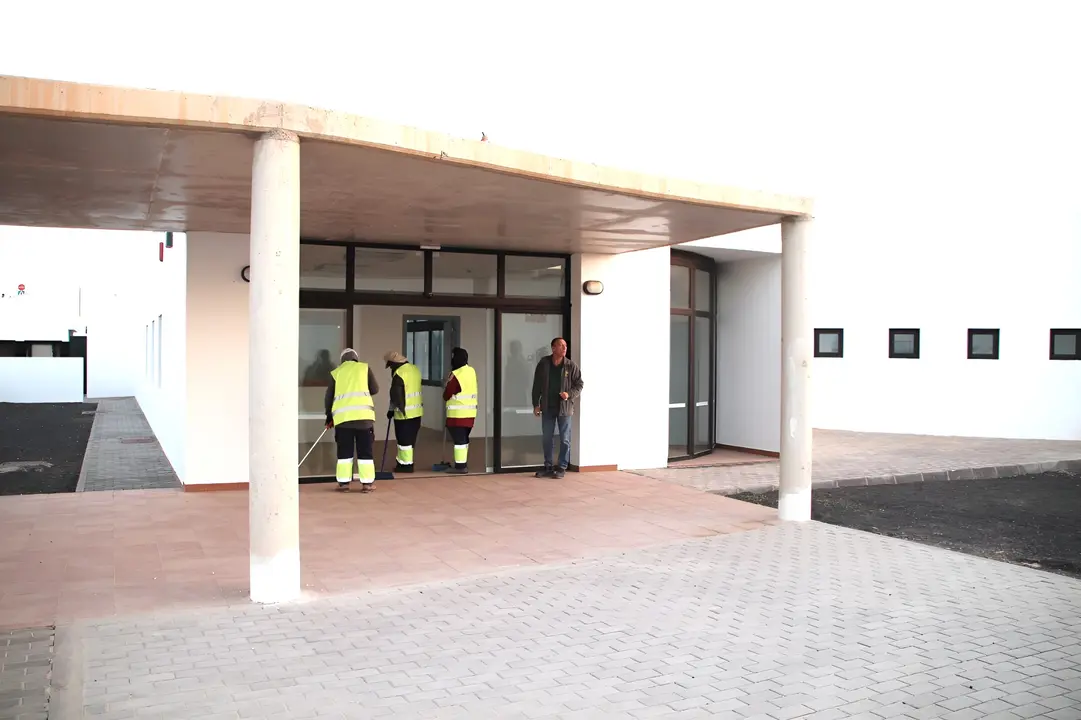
[668, 256, 715, 461]
[498, 312, 564, 470]
[298, 308, 346, 478]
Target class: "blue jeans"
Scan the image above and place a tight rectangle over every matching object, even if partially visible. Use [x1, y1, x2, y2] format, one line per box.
[541, 413, 572, 470]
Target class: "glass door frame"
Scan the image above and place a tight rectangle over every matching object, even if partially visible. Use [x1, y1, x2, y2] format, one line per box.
[669, 250, 717, 461]
[298, 240, 572, 478]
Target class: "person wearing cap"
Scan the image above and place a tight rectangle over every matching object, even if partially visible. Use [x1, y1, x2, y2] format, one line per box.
[384, 350, 423, 473]
[442, 347, 477, 474]
[324, 348, 381, 492]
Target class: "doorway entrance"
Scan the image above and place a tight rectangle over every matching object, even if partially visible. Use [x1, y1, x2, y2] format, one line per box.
[297, 242, 570, 480]
[668, 251, 717, 461]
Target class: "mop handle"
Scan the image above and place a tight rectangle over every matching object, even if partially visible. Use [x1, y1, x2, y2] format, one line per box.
[298, 426, 329, 469]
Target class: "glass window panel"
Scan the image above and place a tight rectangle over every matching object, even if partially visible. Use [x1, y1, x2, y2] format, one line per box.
[499, 313, 564, 468]
[355, 248, 424, 293]
[970, 333, 995, 356]
[1053, 333, 1077, 357]
[431, 329, 444, 378]
[694, 315, 711, 449]
[694, 269, 711, 312]
[893, 333, 916, 355]
[298, 308, 345, 478]
[300, 244, 347, 290]
[504, 256, 566, 298]
[432, 252, 497, 295]
[818, 332, 840, 355]
[671, 265, 690, 309]
[669, 315, 690, 458]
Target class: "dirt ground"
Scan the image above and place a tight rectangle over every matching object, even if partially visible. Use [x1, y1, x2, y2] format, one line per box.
[728, 472, 1081, 579]
[0, 402, 97, 495]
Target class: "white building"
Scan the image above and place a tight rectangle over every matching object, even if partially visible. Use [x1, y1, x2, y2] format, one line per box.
[2, 50, 1078, 600]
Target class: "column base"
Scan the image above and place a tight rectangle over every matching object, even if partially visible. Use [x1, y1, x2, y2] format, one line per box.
[777, 486, 811, 522]
[250, 548, 301, 604]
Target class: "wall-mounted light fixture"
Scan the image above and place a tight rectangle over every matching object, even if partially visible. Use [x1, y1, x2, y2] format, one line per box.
[583, 280, 604, 295]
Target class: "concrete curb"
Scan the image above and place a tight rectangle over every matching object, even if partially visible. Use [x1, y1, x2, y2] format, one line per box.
[715, 458, 1081, 496]
[48, 621, 86, 720]
[74, 401, 105, 493]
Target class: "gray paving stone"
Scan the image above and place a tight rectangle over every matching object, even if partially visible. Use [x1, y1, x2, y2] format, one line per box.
[50, 522, 1081, 718]
[632, 428, 1081, 493]
[77, 397, 180, 492]
[0, 626, 54, 720]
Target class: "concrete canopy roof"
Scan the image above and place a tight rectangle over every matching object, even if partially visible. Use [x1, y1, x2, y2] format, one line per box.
[0, 76, 812, 254]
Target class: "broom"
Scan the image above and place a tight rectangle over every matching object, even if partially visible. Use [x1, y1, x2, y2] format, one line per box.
[374, 417, 395, 480]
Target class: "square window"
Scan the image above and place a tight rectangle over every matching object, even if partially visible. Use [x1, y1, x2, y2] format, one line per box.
[968, 329, 1000, 359]
[814, 328, 844, 358]
[889, 328, 920, 359]
[1050, 329, 1081, 360]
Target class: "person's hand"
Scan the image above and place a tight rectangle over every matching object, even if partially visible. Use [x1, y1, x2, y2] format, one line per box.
[386, 410, 395, 419]
[324, 422, 333, 430]
[559, 392, 569, 400]
[533, 406, 541, 417]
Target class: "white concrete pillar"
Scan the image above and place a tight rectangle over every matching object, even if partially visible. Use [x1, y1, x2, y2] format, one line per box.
[248, 129, 301, 603]
[779, 216, 813, 521]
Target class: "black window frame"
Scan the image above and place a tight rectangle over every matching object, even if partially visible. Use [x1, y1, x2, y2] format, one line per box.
[402, 318, 447, 386]
[967, 328, 1000, 360]
[1050, 329, 1081, 360]
[814, 328, 844, 358]
[297, 239, 572, 478]
[889, 328, 921, 359]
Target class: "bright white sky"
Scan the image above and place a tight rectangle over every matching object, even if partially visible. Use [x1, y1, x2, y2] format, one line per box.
[2, 1, 1080, 316]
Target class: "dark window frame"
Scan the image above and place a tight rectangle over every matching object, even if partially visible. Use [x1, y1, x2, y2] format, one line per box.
[967, 328, 1000, 360]
[402, 318, 447, 387]
[889, 328, 921, 359]
[298, 239, 571, 477]
[1050, 329, 1081, 360]
[668, 250, 716, 463]
[814, 328, 844, 358]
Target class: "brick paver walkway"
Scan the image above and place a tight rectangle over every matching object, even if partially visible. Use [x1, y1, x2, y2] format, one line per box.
[53, 523, 1081, 719]
[639, 430, 1081, 494]
[76, 397, 180, 492]
[0, 626, 53, 720]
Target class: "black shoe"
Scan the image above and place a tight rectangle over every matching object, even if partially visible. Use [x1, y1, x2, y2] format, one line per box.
[394, 464, 414, 473]
[553, 468, 566, 479]
[535, 467, 553, 478]
[450, 466, 468, 474]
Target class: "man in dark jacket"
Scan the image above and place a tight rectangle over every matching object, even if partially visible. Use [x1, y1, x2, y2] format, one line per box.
[531, 337, 584, 478]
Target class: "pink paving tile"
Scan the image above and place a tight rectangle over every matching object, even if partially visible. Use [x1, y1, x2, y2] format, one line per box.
[0, 471, 776, 626]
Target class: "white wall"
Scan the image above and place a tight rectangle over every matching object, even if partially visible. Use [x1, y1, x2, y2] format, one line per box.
[132, 232, 188, 479]
[715, 257, 781, 453]
[179, 232, 248, 485]
[571, 247, 669, 470]
[0, 358, 84, 402]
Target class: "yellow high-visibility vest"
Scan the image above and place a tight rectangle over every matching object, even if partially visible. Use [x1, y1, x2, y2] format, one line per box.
[393, 362, 423, 420]
[447, 365, 478, 419]
[330, 361, 374, 424]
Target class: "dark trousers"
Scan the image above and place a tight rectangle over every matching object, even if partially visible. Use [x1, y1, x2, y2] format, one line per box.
[448, 425, 472, 469]
[393, 417, 422, 469]
[335, 427, 374, 463]
[393, 417, 422, 447]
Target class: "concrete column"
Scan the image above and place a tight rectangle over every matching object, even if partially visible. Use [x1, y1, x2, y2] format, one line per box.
[248, 129, 301, 603]
[779, 216, 813, 521]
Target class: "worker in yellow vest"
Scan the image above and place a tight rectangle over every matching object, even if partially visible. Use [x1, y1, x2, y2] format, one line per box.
[383, 350, 424, 473]
[442, 347, 477, 474]
[323, 348, 381, 492]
